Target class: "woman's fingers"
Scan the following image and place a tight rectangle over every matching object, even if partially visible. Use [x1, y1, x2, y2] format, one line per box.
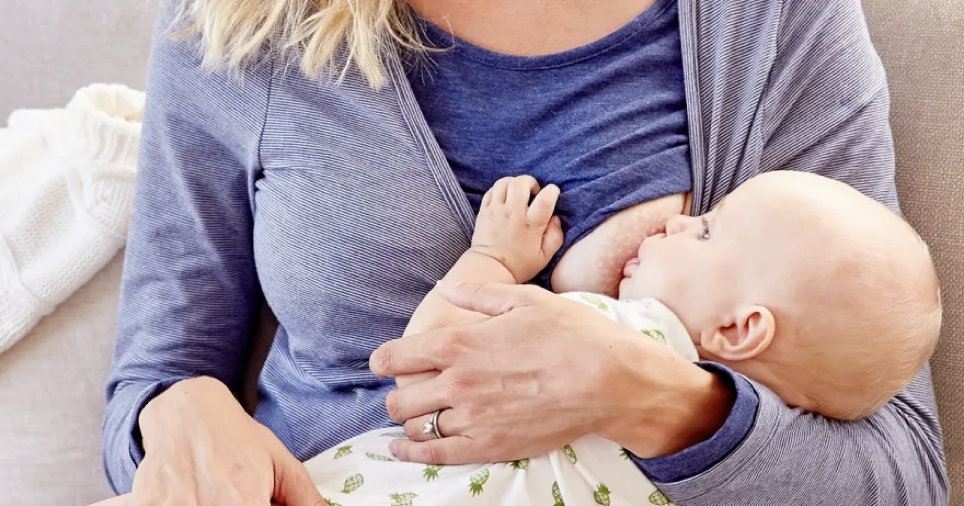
[389, 435, 482, 465]
[128, 377, 318, 506]
[435, 280, 545, 317]
[370, 283, 550, 377]
[370, 326, 461, 376]
[385, 374, 451, 423]
[527, 184, 560, 226]
[402, 407, 462, 442]
[271, 453, 330, 506]
[393, 370, 439, 389]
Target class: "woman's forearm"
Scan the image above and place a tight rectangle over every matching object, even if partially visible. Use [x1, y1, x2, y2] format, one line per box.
[656, 368, 949, 505]
[595, 342, 734, 458]
[403, 249, 516, 336]
[590, 337, 947, 504]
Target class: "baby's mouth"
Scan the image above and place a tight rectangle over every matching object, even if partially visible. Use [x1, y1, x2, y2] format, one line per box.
[623, 257, 640, 277]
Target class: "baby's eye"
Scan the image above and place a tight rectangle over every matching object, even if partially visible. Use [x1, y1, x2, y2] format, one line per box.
[698, 217, 711, 240]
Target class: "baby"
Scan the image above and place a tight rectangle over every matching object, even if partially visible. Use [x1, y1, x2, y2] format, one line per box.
[303, 170, 941, 506]
[616, 170, 942, 419]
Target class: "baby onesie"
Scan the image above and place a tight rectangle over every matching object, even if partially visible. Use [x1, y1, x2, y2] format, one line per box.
[302, 293, 697, 506]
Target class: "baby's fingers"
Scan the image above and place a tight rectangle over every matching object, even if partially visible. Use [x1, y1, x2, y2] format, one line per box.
[488, 177, 512, 205]
[528, 184, 561, 226]
[542, 216, 565, 257]
[507, 175, 541, 209]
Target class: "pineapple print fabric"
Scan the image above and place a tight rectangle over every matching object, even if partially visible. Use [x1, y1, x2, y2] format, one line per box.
[303, 294, 695, 505]
[559, 294, 698, 362]
[305, 429, 675, 505]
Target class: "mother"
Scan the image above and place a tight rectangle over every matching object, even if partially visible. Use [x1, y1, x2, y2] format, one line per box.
[103, 0, 949, 504]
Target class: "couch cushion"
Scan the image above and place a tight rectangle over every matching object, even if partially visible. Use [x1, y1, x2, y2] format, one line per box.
[0, 255, 123, 504]
[864, 0, 964, 501]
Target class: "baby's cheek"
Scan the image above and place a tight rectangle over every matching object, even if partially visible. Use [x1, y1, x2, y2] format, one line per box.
[625, 261, 669, 299]
[619, 273, 652, 301]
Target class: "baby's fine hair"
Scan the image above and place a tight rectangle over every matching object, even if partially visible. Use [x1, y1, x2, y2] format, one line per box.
[768, 192, 942, 420]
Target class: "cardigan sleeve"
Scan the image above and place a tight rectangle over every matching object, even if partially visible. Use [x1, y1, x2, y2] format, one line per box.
[101, 0, 272, 492]
[656, 0, 949, 504]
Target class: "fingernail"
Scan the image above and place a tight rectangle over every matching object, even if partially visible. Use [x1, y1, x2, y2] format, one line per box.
[369, 351, 384, 376]
[389, 439, 400, 456]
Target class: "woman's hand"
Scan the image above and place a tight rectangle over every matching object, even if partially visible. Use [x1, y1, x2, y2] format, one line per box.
[369, 282, 734, 465]
[130, 376, 329, 506]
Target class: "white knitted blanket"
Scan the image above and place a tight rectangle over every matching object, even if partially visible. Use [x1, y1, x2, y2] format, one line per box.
[0, 84, 144, 354]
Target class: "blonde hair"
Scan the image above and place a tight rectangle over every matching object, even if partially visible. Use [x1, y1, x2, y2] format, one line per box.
[170, 0, 430, 88]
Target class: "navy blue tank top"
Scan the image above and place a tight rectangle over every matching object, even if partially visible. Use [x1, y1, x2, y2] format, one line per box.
[407, 0, 691, 281]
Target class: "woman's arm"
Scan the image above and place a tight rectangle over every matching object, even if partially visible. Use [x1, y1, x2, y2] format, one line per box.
[377, 0, 948, 502]
[103, 13, 262, 484]
[650, 0, 948, 503]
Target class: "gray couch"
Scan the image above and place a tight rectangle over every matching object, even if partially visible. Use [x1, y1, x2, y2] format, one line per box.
[0, 1, 961, 504]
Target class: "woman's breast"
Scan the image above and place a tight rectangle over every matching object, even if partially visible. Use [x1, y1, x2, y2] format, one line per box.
[252, 162, 472, 386]
[252, 79, 474, 386]
[551, 192, 687, 297]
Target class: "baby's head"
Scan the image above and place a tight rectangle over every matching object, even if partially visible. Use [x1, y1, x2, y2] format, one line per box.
[619, 171, 941, 420]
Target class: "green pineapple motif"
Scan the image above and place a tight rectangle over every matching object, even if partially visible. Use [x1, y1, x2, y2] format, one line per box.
[365, 451, 396, 462]
[468, 469, 490, 496]
[563, 445, 578, 464]
[341, 473, 364, 493]
[640, 328, 667, 345]
[580, 293, 610, 312]
[423, 464, 443, 481]
[389, 492, 418, 506]
[321, 496, 342, 506]
[649, 490, 671, 505]
[551, 481, 565, 506]
[333, 444, 353, 459]
[509, 458, 529, 470]
[593, 484, 612, 506]
[619, 448, 631, 460]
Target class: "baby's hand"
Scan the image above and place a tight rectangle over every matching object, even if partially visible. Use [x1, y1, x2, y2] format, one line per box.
[472, 175, 564, 283]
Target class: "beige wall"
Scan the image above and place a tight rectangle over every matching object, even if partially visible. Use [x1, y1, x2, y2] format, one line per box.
[0, 1, 157, 119]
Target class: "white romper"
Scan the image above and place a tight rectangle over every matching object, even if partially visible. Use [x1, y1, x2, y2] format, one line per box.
[304, 293, 697, 506]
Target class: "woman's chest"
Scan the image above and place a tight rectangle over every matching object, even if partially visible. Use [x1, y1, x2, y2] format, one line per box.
[251, 78, 473, 371]
[552, 192, 687, 297]
[410, 8, 690, 209]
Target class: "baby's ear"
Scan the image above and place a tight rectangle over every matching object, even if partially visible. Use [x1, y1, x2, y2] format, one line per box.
[699, 305, 775, 361]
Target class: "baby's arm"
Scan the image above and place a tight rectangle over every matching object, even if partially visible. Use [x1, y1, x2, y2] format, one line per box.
[403, 175, 564, 337]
